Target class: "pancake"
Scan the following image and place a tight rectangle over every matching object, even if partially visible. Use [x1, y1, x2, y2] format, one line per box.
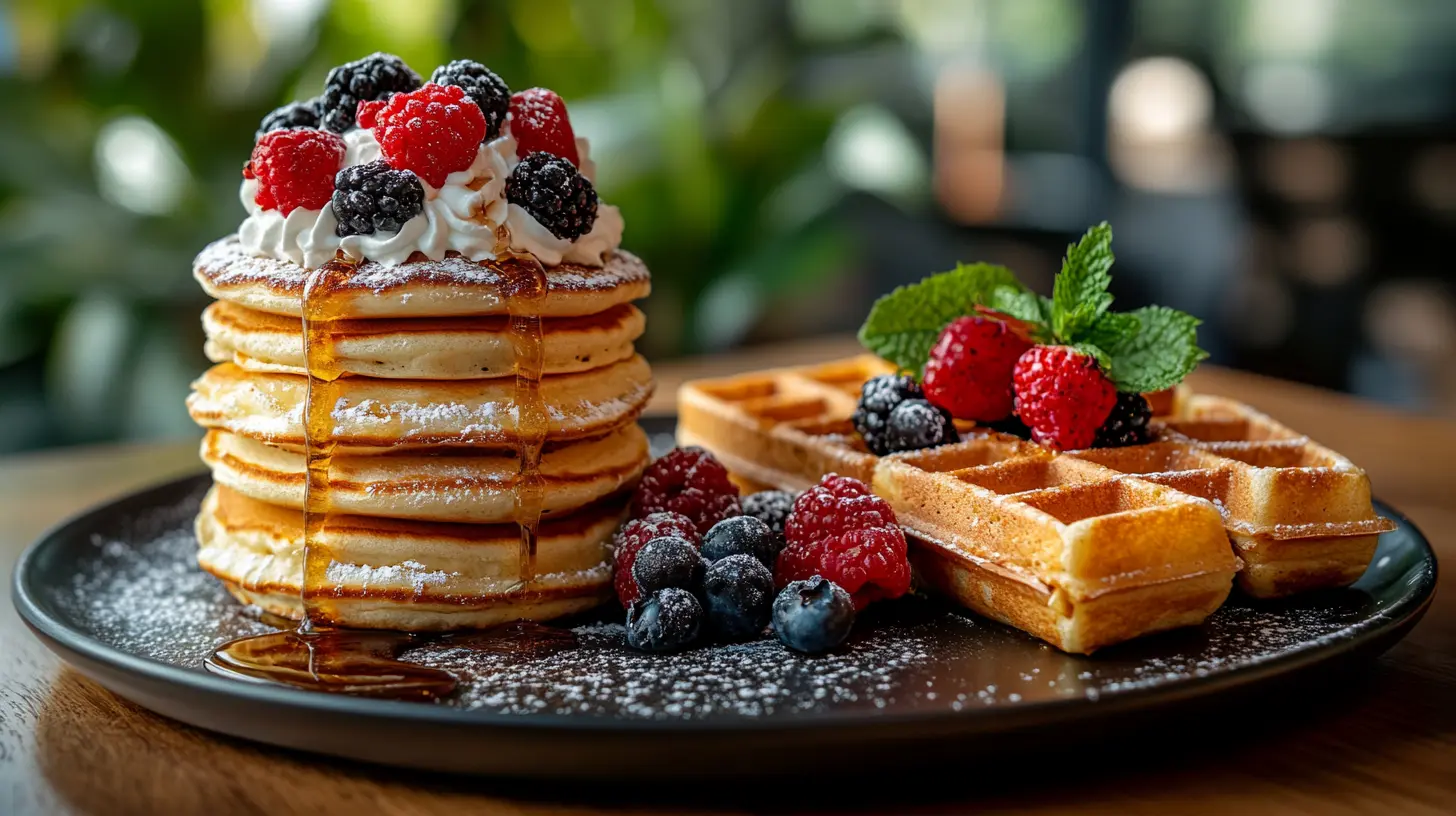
[202, 300, 645, 379]
[194, 236, 651, 319]
[187, 355, 655, 452]
[197, 485, 619, 630]
[201, 424, 649, 523]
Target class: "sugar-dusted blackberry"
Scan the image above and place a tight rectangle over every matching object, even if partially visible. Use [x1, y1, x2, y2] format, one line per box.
[1093, 391, 1153, 448]
[884, 399, 957, 453]
[320, 52, 421, 133]
[505, 151, 598, 240]
[331, 160, 425, 237]
[852, 374, 957, 456]
[742, 490, 795, 538]
[256, 98, 321, 142]
[430, 59, 510, 139]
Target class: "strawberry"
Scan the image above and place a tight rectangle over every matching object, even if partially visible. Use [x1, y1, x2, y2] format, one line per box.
[923, 312, 1034, 422]
[509, 88, 579, 166]
[1011, 346, 1118, 451]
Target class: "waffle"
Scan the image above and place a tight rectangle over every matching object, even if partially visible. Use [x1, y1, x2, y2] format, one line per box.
[678, 355, 1393, 653]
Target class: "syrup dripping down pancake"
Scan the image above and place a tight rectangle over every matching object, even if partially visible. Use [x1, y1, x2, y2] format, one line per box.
[200, 424, 648, 524]
[186, 355, 655, 452]
[196, 486, 621, 630]
[203, 300, 646, 380]
[194, 236, 651, 319]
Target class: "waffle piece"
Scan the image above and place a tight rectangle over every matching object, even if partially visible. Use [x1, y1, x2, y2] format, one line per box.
[678, 355, 1390, 651]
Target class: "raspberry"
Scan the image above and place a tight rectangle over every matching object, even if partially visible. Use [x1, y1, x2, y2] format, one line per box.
[245, 129, 345, 215]
[256, 98, 321, 141]
[776, 474, 911, 608]
[611, 512, 700, 608]
[923, 314, 1034, 422]
[431, 59, 511, 139]
[505, 152, 598, 240]
[1093, 391, 1153, 448]
[320, 52, 421, 133]
[630, 447, 742, 535]
[851, 374, 956, 456]
[372, 83, 486, 188]
[509, 88, 579, 166]
[1012, 346, 1118, 451]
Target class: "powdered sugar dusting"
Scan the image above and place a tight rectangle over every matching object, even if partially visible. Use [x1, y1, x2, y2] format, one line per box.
[38, 478, 1415, 720]
[325, 559, 454, 596]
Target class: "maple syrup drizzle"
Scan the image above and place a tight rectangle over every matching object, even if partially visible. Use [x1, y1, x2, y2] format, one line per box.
[204, 250, 571, 701]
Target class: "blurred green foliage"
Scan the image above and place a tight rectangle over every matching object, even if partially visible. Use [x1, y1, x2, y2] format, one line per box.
[0, 0, 855, 451]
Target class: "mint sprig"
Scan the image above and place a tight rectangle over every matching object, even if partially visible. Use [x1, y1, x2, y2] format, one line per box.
[855, 222, 1208, 393]
[857, 263, 1026, 376]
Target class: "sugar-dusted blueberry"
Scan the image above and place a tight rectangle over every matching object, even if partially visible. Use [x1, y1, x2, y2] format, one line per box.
[772, 576, 856, 655]
[702, 554, 774, 642]
[701, 515, 779, 568]
[626, 588, 702, 652]
[630, 535, 704, 596]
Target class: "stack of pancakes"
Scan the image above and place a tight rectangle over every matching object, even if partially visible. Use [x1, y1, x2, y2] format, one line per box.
[187, 237, 654, 629]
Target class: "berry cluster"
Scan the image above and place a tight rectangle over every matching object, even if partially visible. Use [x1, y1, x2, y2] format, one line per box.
[619, 449, 894, 654]
[248, 53, 596, 244]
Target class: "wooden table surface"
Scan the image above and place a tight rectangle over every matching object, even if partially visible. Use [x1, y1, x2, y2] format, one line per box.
[2, 338, 1453, 815]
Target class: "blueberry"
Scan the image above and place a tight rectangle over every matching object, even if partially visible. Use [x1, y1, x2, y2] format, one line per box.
[741, 490, 795, 538]
[702, 554, 774, 642]
[630, 536, 703, 595]
[626, 588, 702, 652]
[772, 576, 856, 654]
[701, 515, 779, 568]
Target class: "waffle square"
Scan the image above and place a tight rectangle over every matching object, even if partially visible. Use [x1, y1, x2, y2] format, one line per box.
[678, 355, 1393, 653]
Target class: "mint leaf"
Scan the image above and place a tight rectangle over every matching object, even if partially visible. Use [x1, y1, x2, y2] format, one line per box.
[1051, 222, 1115, 342]
[1070, 342, 1111, 372]
[988, 285, 1051, 327]
[858, 263, 1026, 375]
[1083, 311, 1139, 353]
[1099, 306, 1208, 393]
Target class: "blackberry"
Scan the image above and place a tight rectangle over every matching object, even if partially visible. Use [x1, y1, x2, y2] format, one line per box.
[772, 576, 856, 655]
[320, 52, 421, 133]
[506, 152, 598, 241]
[1093, 392, 1153, 448]
[851, 374, 957, 456]
[430, 59, 510, 139]
[331, 160, 425, 237]
[701, 515, 779, 569]
[626, 588, 702, 652]
[256, 98, 321, 141]
[742, 489, 795, 538]
[702, 555, 774, 642]
[630, 536, 704, 596]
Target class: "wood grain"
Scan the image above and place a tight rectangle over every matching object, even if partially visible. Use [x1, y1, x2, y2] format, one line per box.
[2, 349, 1453, 815]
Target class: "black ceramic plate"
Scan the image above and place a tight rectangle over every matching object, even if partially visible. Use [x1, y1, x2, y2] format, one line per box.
[11, 419, 1437, 779]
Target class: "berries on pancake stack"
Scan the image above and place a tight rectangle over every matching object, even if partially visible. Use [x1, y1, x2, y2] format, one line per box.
[851, 374, 957, 456]
[506, 152, 598, 240]
[776, 474, 911, 609]
[331, 160, 425, 237]
[430, 59, 511, 139]
[256, 99, 322, 142]
[630, 447, 741, 534]
[509, 88, 579, 165]
[320, 52, 422, 133]
[371, 83, 486, 188]
[245, 129, 346, 214]
[856, 222, 1208, 452]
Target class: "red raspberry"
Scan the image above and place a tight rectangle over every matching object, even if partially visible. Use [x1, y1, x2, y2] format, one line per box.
[1012, 345, 1118, 451]
[630, 447, 742, 534]
[509, 88, 579, 166]
[776, 474, 911, 609]
[923, 313, 1034, 422]
[372, 83, 485, 188]
[611, 511, 700, 608]
[357, 99, 386, 130]
[245, 129, 345, 215]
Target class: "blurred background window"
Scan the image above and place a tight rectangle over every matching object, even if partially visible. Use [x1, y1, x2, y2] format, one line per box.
[0, 0, 1453, 453]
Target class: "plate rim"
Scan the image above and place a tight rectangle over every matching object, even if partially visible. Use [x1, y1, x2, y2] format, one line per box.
[10, 470, 1439, 738]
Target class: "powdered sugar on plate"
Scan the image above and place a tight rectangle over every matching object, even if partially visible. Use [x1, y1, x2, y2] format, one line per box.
[39, 477, 1407, 721]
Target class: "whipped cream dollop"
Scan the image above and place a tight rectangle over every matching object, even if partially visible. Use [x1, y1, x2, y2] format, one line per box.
[236, 127, 622, 269]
